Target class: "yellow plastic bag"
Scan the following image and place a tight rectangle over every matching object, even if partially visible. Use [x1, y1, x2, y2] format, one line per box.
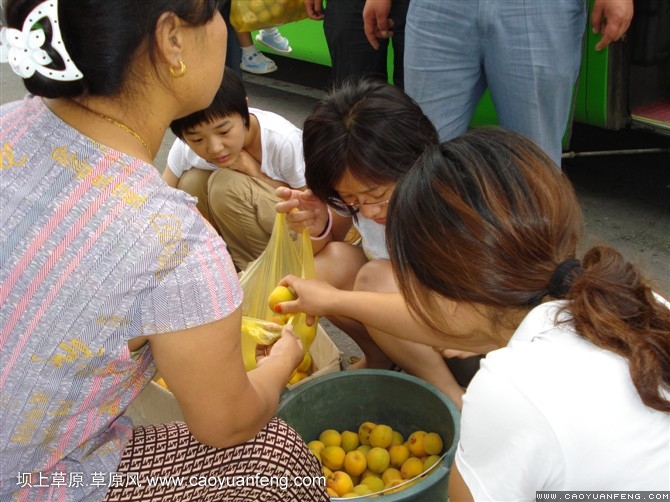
[230, 0, 308, 32]
[239, 212, 317, 371]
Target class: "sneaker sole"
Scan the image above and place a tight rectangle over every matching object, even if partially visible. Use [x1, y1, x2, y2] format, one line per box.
[255, 34, 293, 54]
[239, 63, 278, 75]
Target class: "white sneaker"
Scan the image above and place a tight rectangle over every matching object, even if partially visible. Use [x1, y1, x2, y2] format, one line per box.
[255, 29, 293, 54]
[240, 50, 278, 74]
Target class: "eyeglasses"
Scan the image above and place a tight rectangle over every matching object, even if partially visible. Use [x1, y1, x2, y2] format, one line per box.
[327, 196, 390, 214]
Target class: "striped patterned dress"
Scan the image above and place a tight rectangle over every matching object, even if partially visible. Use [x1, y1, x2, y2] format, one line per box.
[0, 95, 242, 501]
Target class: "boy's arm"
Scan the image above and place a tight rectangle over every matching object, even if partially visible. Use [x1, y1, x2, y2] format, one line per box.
[232, 150, 289, 189]
[161, 166, 180, 188]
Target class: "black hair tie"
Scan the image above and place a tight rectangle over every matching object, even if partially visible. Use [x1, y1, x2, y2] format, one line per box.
[548, 258, 583, 298]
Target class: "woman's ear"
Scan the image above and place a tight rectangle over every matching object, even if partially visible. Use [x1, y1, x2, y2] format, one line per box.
[154, 12, 185, 68]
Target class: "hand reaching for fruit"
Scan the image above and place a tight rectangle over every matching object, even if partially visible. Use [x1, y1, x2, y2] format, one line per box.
[275, 275, 338, 322]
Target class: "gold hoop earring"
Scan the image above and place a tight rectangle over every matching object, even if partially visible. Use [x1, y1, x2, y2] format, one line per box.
[169, 60, 187, 78]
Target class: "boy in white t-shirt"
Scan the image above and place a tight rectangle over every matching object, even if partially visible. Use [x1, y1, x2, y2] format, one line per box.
[163, 69, 306, 271]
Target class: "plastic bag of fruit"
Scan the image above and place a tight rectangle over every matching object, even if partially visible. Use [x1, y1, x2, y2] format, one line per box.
[238, 212, 318, 375]
[230, 0, 308, 32]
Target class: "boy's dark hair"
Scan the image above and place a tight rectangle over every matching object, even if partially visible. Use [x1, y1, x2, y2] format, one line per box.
[170, 67, 250, 139]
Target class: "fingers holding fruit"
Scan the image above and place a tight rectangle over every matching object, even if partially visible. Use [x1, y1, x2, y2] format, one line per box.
[267, 285, 297, 313]
[276, 275, 336, 319]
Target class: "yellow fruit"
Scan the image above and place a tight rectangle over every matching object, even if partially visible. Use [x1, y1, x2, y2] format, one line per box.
[423, 454, 442, 472]
[287, 370, 309, 385]
[356, 445, 371, 456]
[424, 432, 444, 455]
[389, 444, 411, 468]
[267, 285, 296, 312]
[257, 8, 272, 24]
[385, 477, 415, 494]
[361, 474, 385, 493]
[340, 430, 360, 452]
[366, 447, 390, 474]
[270, 314, 289, 325]
[343, 450, 367, 477]
[400, 457, 424, 480]
[307, 440, 325, 461]
[325, 487, 339, 497]
[296, 351, 312, 372]
[360, 468, 375, 480]
[407, 430, 427, 458]
[322, 466, 333, 478]
[241, 11, 258, 25]
[319, 429, 342, 447]
[248, 0, 265, 14]
[353, 484, 375, 496]
[368, 423, 393, 448]
[358, 421, 376, 446]
[155, 377, 168, 389]
[292, 319, 318, 346]
[270, 3, 283, 17]
[381, 467, 403, 486]
[326, 470, 354, 497]
[321, 446, 346, 471]
[340, 494, 358, 499]
[391, 430, 405, 446]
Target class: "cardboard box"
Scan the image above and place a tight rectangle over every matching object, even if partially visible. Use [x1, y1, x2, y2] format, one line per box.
[125, 323, 341, 425]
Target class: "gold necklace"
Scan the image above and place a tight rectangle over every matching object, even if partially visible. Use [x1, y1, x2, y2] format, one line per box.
[70, 100, 153, 159]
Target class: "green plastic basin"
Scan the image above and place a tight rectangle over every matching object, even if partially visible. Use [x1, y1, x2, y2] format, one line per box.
[276, 369, 460, 501]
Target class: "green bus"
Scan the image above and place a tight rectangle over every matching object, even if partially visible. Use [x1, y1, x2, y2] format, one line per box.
[254, 0, 669, 146]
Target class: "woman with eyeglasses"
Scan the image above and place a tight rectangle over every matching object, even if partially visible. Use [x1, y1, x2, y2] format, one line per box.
[275, 78, 469, 408]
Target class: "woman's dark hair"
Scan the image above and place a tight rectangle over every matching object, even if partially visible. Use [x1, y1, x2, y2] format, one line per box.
[387, 127, 670, 412]
[302, 77, 439, 214]
[169, 66, 249, 139]
[4, 0, 224, 98]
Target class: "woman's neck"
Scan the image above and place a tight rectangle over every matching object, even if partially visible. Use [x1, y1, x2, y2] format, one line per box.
[44, 95, 164, 165]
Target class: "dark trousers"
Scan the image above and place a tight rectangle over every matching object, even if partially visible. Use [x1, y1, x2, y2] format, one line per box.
[323, 0, 408, 88]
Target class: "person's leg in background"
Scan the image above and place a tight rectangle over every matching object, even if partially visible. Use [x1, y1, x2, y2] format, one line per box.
[323, 0, 389, 85]
[236, 31, 278, 74]
[256, 27, 293, 53]
[219, 1, 243, 77]
[483, 0, 587, 167]
[404, 0, 485, 141]
[388, 0, 409, 89]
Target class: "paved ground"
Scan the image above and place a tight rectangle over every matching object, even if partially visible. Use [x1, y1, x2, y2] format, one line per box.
[2, 58, 668, 368]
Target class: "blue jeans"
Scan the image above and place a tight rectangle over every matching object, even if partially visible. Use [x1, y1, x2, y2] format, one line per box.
[405, 0, 587, 166]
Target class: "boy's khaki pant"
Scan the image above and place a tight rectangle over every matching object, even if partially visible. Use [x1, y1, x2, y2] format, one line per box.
[177, 168, 280, 271]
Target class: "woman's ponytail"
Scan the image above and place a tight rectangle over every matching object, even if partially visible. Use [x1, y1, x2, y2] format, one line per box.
[566, 245, 670, 412]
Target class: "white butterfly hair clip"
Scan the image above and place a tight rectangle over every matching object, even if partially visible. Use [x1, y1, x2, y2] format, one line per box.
[0, 0, 83, 81]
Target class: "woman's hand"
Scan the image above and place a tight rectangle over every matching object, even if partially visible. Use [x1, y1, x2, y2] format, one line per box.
[255, 324, 304, 369]
[275, 186, 330, 237]
[273, 274, 341, 326]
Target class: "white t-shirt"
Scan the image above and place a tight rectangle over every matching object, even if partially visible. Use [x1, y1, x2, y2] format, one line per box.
[457, 300, 670, 500]
[166, 107, 306, 188]
[355, 216, 388, 260]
